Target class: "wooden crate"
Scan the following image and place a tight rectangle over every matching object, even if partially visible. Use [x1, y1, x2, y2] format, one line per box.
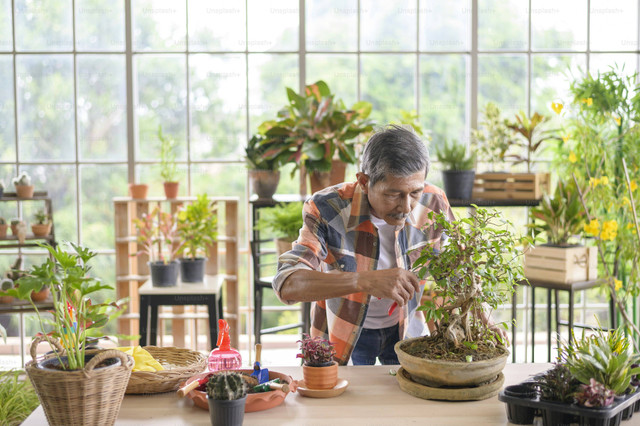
[524, 245, 598, 284]
[472, 172, 550, 200]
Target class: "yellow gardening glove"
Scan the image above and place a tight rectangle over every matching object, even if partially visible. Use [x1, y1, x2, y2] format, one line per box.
[117, 346, 165, 372]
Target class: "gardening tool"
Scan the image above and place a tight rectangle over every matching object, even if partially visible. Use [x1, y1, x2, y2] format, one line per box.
[252, 378, 290, 393]
[250, 343, 269, 384]
[177, 375, 212, 398]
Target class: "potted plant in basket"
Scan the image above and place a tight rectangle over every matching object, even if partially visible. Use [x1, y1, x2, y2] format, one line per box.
[31, 209, 52, 237]
[158, 125, 180, 199]
[297, 333, 337, 390]
[394, 207, 526, 401]
[206, 371, 248, 426]
[435, 138, 476, 200]
[254, 202, 303, 257]
[245, 134, 281, 200]
[176, 194, 218, 282]
[133, 206, 182, 287]
[0, 242, 134, 426]
[12, 171, 34, 199]
[258, 80, 374, 194]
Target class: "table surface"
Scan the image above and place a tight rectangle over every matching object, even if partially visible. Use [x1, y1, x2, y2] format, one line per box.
[139, 274, 223, 295]
[24, 363, 620, 426]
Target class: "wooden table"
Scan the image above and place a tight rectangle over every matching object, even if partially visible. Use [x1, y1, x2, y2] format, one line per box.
[22, 363, 610, 426]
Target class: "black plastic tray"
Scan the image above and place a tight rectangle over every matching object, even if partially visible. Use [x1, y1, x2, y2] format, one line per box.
[498, 385, 640, 426]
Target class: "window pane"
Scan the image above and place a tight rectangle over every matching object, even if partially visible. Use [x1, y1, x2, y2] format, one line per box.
[247, 53, 298, 132]
[77, 55, 126, 161]
[531, 54, 586, 114]
[590, 0, 638, 51]
[478, 54, 526, 117]
[589, 54, 637, 77]
[361, 0, 417, 51]
[478, 0, 528, 51]
[134, 54, 187, 161]
[361, 54, 416, 123]
[80, 164, 126, 250]
[133, 0, 186, 51]
[420, 54, 468, 145]
[188, 0, 246, 51]
[17, 55, 75, 161]
[0, 0, 11, 51]
[15, 0, 73, 51]
[190, 54, 246, 160]
[306, 54, 358, 106]
[419, 0, 470, 52]
[306, 0, 357, 52]
[247, 0, 298, 52]
[531, 0, 587, 51]
[0, 55, 14, 161]
[76, 0, 125, 51]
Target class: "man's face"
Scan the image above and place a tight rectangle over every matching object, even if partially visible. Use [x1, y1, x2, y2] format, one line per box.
[357, 170, 426, 226]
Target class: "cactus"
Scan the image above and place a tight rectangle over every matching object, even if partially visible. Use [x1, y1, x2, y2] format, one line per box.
[575, 378, 615, 408]
[206, 372, 248, 401]
[1, 278, 13, 291]
[12, 171, 31, 187]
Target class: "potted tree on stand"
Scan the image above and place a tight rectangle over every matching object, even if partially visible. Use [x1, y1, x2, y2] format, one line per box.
[435, 139, 476, 200]
[394, 207, 526, 401]
[245, 134, 281, 200]
[176, 194, 218, 283]
[158, 125, 180, 199]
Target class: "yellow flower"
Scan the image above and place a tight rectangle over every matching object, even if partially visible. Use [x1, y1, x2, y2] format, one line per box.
[581, 97, 593, 106]
[551, 102, 563, 114]
[631, 180, 638, 191]
[614, 279, 622, 291]
[600, 220, 618, 241]
[614, 116, 621, 126]
[589, 177, 601, 188]
[584, 219, 600, 236]
[600, 176, 609, 185]
[569, 151, 577, 163]
[627, 223, 636, 230]
[562, 134, 571, 143]
[622, 196, 630, 206]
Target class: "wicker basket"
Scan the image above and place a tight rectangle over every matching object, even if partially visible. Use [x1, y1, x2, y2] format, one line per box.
[125, 346, 207, 394]
[25, 336, 134, 426]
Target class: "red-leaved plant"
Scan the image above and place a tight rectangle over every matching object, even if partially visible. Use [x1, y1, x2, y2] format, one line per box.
[574, 378, 615, 408]
[132, 206, 181, 263]
[296, 333, 336, 367]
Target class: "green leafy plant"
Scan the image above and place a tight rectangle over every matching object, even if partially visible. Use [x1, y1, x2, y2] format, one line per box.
[158, 126, 178, 182]
[435, 139, 475, 171]
[258, 80, 374, 173]
[132, 206, 181, 263]
[176, 194, 218, 259]
[534, 363, 580, 403]
[0, 370, 40, 426]
[33, 210, 50, 225]
[206, 371, 248, 400]
[254, 202, 303, 241]
[296, 333, 336, 366]
[0, 242, 128, 370]
[528, 179, 586, 246]
[414, 208, 526, 352]
[471, 102, 511, 170]
[245, 134, 279, 171]
[12, 171, 31, 187]
[505, 111, 558, 172]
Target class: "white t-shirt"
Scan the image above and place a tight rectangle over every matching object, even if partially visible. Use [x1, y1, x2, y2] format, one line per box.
[362, 215, 402, 329]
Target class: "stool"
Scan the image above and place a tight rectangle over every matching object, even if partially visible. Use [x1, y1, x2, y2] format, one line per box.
[511, 278, 613, 363]
[139, 275, 223, 349]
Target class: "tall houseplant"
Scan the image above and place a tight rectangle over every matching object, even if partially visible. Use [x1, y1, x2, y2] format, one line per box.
[245, 134, 280, 200]
[176, 194, 218, 282]
[435, 139, 475, 200]
[254, 202, 303, 256]
[158, 126, 180, 199]
[258, 80, 374, 193]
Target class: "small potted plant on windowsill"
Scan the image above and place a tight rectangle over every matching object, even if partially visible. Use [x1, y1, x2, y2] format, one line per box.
[12, 171, 34, 199]
[254, 202, 303, 257]
[0, 278, 15, 304]
[245, 134, 281, 200]
[158, 125, 180, 199]
[297, 333, 337, 390]
[176, 194, 218, 283]
[435, 138, 476, 200]
[206, 371, 248, 426]
[31, 209, 52, 237]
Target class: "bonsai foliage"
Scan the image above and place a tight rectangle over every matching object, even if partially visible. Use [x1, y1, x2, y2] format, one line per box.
[0, 242, 128, 370]
[158, 125, 178, 182]
[297, 333, 336, 366]
[254, 202, 303, 241]
[574, 378, 615, 408]
[258, 80, 374, 174]
[132, 206, 181, 263]
[505, 111, 558, 172]
[12, 171, 31, 187]
[528, 179, 586, 246]
[534, 363, 579, 403]
[206, 371, 247, 401]
[435, 139, 475, 171]
[470, 102, 511, 171]
[414, 208, 525, 349]
[245, 134, 279, 171]
[176, 194, 218, 259]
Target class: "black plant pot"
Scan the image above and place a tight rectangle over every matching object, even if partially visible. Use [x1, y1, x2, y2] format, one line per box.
[149, 260, 179, 287]
[503, 385, 537, 424]
[442, 170, 475, 200]
[38, 352, 121, 371]
[179, 257, 206, 283]
[207, 395, 246, 426]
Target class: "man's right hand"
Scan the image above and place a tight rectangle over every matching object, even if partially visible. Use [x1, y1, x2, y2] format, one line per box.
[356, 268, 420, 307]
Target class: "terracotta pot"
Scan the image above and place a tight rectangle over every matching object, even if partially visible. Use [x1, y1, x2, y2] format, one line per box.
[15, 185, 34, 198]
[275, 238, 294, 258]
[249, 170, 280, 200]
[128, 183, 148, 199]
[302, 361, 338, 390]
[31, 287, 50, 302]
[163, 181, 179, 199]
[0, 295, 14, 304]
[0, 224, 7, 238]
[32, 223, 52, 237]
[309, 159, 347, 194]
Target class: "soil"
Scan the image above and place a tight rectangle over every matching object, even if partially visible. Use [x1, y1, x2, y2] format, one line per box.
[400, 335, 507, 362]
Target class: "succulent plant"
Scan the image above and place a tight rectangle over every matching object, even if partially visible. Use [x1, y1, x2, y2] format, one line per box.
[12, 171, 31, 187]
[34, 210, 50, 225]
[206, 372, 248, 401]
[1, 278, 13, 291]
[534, 363, 580, 403]
[297, 333, 336, 367]
[575, 378, 615, 408]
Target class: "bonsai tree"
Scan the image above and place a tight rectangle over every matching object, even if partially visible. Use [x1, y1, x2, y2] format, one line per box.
[176, 194, 218, 259]
[471, 102, 511, 171]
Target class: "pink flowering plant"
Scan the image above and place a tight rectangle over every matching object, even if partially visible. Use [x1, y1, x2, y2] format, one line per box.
[132, 206, 181, 264]
[296, 334, 336, 367]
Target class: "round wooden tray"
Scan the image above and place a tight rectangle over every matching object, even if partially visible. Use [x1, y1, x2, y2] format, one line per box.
[396, 367, 504, 401]
[296, 378, 349, 398]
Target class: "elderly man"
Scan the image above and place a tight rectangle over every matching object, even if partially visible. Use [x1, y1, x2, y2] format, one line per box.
[272, 125, 453, 365]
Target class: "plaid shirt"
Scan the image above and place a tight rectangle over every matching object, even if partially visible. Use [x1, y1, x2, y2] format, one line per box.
[273, 181, 453, 365]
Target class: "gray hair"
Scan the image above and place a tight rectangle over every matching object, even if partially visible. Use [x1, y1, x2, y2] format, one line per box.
[360, 124, 430, 187]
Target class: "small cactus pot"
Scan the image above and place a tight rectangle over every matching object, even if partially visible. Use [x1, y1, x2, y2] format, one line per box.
[32, 223, 52, 237]
[15, 184, 34, 198]
[207, 395, 246, 426]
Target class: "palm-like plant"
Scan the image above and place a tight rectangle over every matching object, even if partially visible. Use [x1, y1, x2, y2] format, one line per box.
[505, 111, 558, 172]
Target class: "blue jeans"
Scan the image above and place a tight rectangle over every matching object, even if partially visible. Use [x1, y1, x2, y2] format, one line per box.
[350, 323, 400, 365]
